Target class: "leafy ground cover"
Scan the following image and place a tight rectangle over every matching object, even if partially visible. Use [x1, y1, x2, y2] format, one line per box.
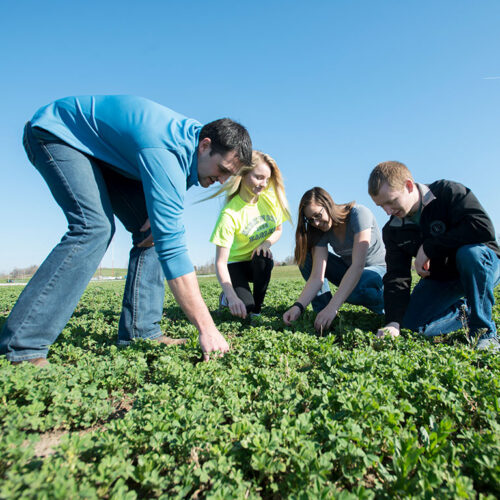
[0, 276, 499, 499]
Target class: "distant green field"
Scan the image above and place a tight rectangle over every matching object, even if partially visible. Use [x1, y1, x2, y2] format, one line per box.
[197, 264, 301, 283]
[94, 265, 300, 281]
[1, 265, 300, 285]
[93, 268, 128, 278]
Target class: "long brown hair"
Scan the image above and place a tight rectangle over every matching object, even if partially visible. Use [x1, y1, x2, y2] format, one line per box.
[294, 187, 354, 267]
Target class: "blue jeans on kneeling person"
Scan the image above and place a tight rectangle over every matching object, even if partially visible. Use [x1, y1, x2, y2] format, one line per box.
[299, 252, 386, 314]
[402, 244, 500, 340]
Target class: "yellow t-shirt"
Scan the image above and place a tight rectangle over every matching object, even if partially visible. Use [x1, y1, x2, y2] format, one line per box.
[210, 188, 288, 262]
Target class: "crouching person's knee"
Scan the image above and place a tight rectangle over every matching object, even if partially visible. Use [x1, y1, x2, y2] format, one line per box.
[456, 244, 495, 276]
[233, 286, 255, 314]
[73, 215, 115, 252]
[252, 253, 274, 274]
[245, 302, 256, 314]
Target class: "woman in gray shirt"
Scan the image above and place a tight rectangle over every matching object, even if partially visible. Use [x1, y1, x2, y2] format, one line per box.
[283, 187, 386, 332]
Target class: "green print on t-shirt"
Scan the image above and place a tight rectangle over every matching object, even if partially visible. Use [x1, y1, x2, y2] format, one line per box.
[242, 215, 277, 236]
[249, 227, 275, 242]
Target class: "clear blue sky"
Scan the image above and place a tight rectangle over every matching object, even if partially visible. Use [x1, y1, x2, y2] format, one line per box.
[1, 0, 499, 274]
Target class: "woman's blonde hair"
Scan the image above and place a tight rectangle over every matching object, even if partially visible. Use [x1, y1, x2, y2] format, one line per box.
[294, 187, 354, 267]
[209, 150, 291, 222]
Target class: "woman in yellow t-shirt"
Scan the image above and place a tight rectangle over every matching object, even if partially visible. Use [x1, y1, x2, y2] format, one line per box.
[210, 151, 290, 318]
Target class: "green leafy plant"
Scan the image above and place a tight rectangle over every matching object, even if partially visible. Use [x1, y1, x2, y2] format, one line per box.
[0, 279, 499, 498]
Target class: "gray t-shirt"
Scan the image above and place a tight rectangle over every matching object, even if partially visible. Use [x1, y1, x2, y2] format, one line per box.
[316, 204, 386, 267]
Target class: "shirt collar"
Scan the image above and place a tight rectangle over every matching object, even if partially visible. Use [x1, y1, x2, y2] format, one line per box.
[416, 182, 436, 208]
[187, 153, 199, 189]
[389, 183, 436, 227]
[187, 130, 200, 189]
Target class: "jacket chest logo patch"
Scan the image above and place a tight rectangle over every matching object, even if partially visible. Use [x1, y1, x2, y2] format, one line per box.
[430, 220, 446, 235]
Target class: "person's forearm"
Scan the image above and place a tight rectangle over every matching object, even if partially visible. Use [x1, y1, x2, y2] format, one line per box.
[167, 272, 216, 334]
[265, 227, 282, 246]
[215, 261, 238, 301]
[384, 277, 411, 325]
[295, 278, 323, 308]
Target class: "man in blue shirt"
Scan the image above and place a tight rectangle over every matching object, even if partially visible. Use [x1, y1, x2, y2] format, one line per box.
[1, 95, 252, 365]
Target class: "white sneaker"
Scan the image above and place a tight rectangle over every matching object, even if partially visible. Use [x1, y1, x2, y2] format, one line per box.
[476, 336, 500, 352]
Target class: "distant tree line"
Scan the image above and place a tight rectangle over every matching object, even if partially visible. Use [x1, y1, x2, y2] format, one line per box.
[1, 265, 39, 279]
[194, 259, 216, 275]
[281, 255, 295, 266]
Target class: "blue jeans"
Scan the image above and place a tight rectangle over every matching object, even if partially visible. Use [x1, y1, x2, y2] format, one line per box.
[300, 252, 386, 314]
[0, 123, 165, 361]
[402, 244, 500, 340]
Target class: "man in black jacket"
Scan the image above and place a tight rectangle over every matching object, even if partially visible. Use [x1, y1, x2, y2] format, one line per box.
[368, 161, 500, 351]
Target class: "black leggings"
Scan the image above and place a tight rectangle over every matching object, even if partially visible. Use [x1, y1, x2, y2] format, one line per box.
[228, 254, 274, 314]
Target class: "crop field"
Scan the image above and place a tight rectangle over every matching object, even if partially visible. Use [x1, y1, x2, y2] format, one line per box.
[1, 275, 499, 499]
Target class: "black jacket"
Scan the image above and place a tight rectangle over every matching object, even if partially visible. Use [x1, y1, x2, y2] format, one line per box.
[382, 180, 499, 325]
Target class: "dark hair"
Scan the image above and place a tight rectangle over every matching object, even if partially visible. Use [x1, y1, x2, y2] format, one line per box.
[199, 118, 252, 166]
[294, 187, 354, 267]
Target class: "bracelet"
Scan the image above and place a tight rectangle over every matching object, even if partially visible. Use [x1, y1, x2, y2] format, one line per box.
[292, 302, 305, 314]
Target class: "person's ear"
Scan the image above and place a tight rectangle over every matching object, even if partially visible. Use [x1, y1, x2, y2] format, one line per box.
[405, 179, 415, 193]
[198, 137, 212, 154]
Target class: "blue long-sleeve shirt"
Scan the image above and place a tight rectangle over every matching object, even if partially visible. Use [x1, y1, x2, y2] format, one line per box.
[31, 95, 201, 279]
